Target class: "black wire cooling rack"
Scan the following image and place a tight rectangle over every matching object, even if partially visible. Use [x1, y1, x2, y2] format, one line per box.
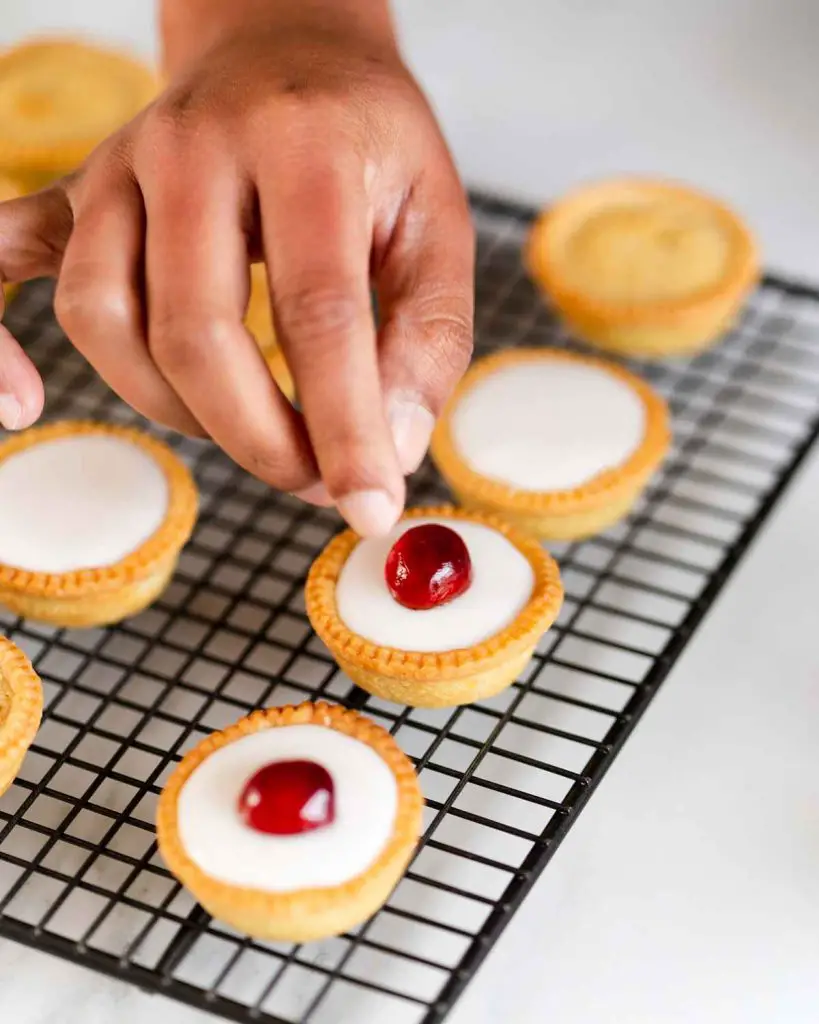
[1, 195, 819, 1024]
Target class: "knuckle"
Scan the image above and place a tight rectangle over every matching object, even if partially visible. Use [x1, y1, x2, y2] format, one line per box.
[55, 275, 133, 340]
[242, 438, 307, 492]
[413, 288, 474, 367]
[276, 284, 364, 348]
[148, 312, 203, 376]
[152, 84, 208, 133]
[322, 438, 386, 497]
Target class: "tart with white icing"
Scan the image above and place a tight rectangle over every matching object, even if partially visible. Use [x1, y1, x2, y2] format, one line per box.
[526, 178, 759, 358]
[0, 636, 43, 796]
[157, 701, 423, 942]
[431, 349, 670, 540]
[0, 421, 198, 627]
[306, 506, 563, 708]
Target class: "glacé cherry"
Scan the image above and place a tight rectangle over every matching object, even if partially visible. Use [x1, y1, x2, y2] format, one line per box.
[238, 759, 335, 835]
[385, 523, 472, 610]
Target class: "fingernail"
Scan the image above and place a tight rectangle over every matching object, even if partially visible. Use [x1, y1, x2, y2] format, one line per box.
[294, 481, 333, 507]
[0, 394, 23, 430]
[387, 393, 435, 475]
[337, 489, 399, 537]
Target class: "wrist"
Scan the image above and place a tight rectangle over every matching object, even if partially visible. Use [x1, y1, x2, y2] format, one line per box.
[160, 0, 397, 77]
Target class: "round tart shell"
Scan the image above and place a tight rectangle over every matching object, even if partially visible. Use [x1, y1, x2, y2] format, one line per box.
[0, 173, 23, 305]
[0, 636, 43, 796]
[431, 349, 671, 541]
[0, 421, 198, 627]
[306, 505, 564, 708]
[245, 264, 294, 400]
[157, 701, 424, 942]
[0, 38, 157, 187]
[526, 178, 759, 358]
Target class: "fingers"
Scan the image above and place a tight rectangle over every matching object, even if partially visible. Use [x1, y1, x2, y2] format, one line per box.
[138, 131, 317, 492]
[376, 175, 475, 474]
[259, 152, 405, 536]
[54, 164, 204, 436]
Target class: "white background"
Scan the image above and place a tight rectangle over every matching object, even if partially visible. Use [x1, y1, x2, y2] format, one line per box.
[0, 3, 818, 1022]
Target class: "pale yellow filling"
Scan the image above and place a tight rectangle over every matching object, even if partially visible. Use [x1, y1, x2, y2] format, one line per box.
[0, 45, 154, 145]
[559, 198, 732, 303]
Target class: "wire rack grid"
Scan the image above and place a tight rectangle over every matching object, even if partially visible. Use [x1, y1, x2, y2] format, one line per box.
[1, 195, 819, 1024]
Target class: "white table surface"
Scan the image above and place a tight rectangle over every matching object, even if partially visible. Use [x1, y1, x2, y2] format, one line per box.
[1, 2, 819, 1022]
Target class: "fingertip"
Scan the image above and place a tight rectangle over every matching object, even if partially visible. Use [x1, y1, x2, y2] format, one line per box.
[337, 488, 403, 538]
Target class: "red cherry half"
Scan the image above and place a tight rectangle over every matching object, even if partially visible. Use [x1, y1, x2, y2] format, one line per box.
[238, 759, 335, 835]
[385, 523, 473, 610]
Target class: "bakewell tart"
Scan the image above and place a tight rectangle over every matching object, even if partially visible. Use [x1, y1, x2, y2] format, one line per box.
[0, 421, 198, 627]
[157, 701, 423, 941]
[0, 38, 157, 190]
[526, 178, 759, 358]
[0, 636, 43, 797]
[431, 347, 670, 541]
[245, 263, 295, 401]
[306, 506, 563, 708]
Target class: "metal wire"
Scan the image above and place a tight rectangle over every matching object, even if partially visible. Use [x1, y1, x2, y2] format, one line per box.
[1, 195, 818, 1024]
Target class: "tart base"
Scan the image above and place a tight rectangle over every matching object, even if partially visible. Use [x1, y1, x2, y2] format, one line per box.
[263, 344, 295, 402]
[558, 299, 743, 359]
[0, 637, 43, 797]
[0, 552, 178, 628]
[157, 702, 424, 942]
[337, 646, 534, 710]
[452, 485, 642, 542]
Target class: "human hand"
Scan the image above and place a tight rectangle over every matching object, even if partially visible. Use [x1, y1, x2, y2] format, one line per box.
[0, 0, 474, 536]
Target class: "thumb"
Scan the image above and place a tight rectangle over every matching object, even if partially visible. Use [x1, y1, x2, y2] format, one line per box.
[0, 184, 74, 430]
[0, 183, 73, 284]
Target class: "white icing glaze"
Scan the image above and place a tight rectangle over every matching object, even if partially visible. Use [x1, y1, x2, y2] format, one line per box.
[0, 435, 169, 573]
[451, 358, 646, 491]
[335, 517, 535, 652]
[177, 725, 398, 891]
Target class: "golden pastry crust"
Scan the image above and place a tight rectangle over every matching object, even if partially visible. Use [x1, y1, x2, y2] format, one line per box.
[245, 264, 276, 350]
[0, 636, 43, 796]
[245, 264, 295, 400]
[157, 701, 424, 942]
[0, 421, 198, 626]
[430, 348, 671, 540]
[527, 178, 759, 358]
[306, 505, 564, 707]
[0, 173, 22, 305]
[0, 38, 157, 181]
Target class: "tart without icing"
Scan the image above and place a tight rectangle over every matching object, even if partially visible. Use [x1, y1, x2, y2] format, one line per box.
[0, 421, 198, 627]
[431, 348, 671, 541]
[157, 702, 423, 942]
[0, 173, 22, 306]
[306, 506, 563, 708]
[527, 178, 760, 358]
[0, 38, 157, 190]
[245, 263, 295, 401]
[0, 637, 43, 797]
